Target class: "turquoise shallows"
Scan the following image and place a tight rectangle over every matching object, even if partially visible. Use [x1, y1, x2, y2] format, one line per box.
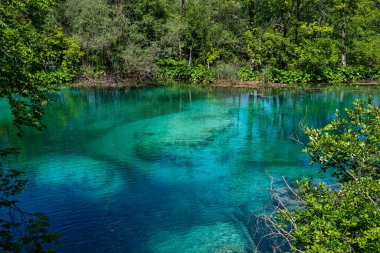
[1, 86, 379, 252]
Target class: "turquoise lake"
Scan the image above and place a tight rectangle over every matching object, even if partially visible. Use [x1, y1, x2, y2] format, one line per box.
[1, 86, 379, 252]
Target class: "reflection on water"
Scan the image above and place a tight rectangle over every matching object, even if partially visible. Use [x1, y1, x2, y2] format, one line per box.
[0, 86, 379, 252]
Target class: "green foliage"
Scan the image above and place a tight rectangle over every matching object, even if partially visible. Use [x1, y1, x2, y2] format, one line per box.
[119, 44, 160, 81]
[213, 63, 239, 80]
[64, 0, 122, 56]
[242, 0, 379, 83]
[0, 150, 62, 253]
[371, 69, 380, 81]
[39, 0, 380, 84]
[190, 65, 215, 84]
[0, 0, 80, 251]
[266, 100, 380, 252]
[321, 68, 350, 84]
[0, 0, 81, 133]
[321, 66, 371, 84]
[266, 68, 312, 84]
[80, 65, 106, 80]
[46, 0, 380, 84]
[237, 68, 259, 81]
[305, 99, 380, 182]
[157, 58, 192, 81]
[277, 178, 380, 252]
[157, 58, 214, 84]
[294, 38, 341, 75]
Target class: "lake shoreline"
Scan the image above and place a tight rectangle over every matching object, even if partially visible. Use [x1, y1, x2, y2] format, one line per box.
[70, 78, 380, 89]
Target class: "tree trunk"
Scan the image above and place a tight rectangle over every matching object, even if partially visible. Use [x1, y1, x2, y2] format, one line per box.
[247, 0, 255, 28]
[188, 48, 192, 66]
[280, 20, 288, 69]
[341, 49, 347, 67]
[180, 0, 186, 15]
[201, 36, 206, 66]
[295, 0, 300, 45]
[341, 16, 347, 66]
[178, 40, 182, 60]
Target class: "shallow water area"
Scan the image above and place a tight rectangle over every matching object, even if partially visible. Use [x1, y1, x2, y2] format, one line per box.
[1, 86, 379, 252]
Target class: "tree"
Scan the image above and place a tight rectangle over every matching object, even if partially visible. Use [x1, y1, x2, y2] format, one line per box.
[0, 0, 81, 251]
[306, 99, 380, 182]
[1, 0, 81, 134]
[0, 154, 62, 252]
[52, 0, 380, 84]
[64, 0, 124, 69]
[261, 99, 380, 252]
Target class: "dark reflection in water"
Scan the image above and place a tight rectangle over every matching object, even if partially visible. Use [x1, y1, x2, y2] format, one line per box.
[0, 86, 379, 252]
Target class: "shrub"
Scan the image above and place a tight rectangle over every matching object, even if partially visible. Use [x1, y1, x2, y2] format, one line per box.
[262, 99, 380, 252]
[190, 65, 215, 84]
[214, 63, 239, 80]
[321, 66, 371, 84]
[156, 58, 191, 81]
[237, 67, 259, 81]
[369, 68, 380, 81]
[305, 99, 380, 182]
[266, 68, 312, 84]
[157, 58, 215, 84]
[80, 65, 106, 79]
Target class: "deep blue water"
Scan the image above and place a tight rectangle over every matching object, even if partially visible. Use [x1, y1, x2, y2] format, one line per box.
[1, 86, 379, 252]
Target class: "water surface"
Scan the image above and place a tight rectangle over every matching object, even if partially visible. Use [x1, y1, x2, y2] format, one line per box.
[1, 86, 379, 252]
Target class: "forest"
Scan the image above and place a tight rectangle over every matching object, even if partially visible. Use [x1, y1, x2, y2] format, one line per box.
[19, 0, 380, 85]
[61, 0, 380, 83]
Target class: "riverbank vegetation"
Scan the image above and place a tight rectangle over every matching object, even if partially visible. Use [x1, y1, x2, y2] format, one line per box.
[2, 1, 380, 87]
[0, 0, 79, 251]
[261, 99, 380, 252]
[54, 0, 380, 86]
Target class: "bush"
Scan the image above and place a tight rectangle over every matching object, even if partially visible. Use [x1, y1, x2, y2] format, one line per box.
[190, 65, 215, 84]
[262, 99, 380, 252]
[237, 67, 259, 81]
[305, 99, 380, 182]
[214, 63, 239, 80]
[80, 65, 106, 79]
[156, 58, 191, 80]
[266, 68, 312, 84]
[369, 68, 380, 81]
[157, 58, 215, 84]
[321, 68, 347, 84]
[274, 177, 380, 252]
[320, 66, 370, 84]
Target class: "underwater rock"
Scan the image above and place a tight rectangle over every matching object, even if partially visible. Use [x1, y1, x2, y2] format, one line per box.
[271, 186, 304, 212]
[34, 155, 125, 197]
[85, 104, 234, 183]
[148, 222, 252, 253]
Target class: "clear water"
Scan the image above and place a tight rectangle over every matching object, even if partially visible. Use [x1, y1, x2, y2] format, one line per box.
[1, 86, 379, 252]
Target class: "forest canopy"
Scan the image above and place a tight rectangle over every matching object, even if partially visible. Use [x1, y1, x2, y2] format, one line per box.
[53, 0, 380, 84]
[0, 0, 82, 132]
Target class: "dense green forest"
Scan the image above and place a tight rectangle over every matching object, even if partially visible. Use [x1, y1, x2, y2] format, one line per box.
[48, 0, 380, 85]
[3, 0, 379, 85]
